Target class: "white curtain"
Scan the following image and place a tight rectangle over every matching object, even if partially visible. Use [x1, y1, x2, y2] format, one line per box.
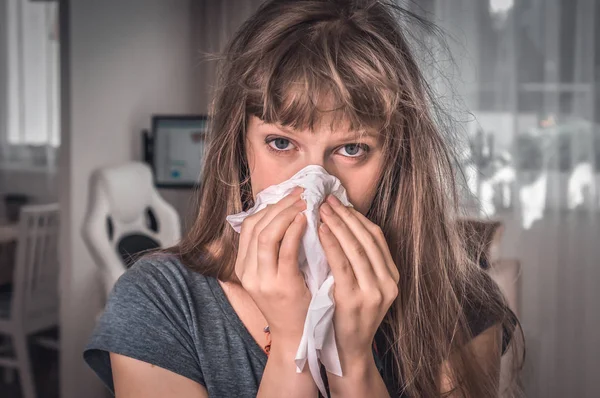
[1, 0, 59, 172]
[421, 1, 599, 397]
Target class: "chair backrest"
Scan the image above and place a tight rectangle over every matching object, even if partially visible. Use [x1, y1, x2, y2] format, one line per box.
[11, 203, 60, 328]
[82, 162, 181, 295]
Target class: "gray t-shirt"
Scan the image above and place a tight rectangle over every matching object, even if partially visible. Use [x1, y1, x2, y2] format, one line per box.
[84, 253, 270, 397]
[84, 253, 511, 397]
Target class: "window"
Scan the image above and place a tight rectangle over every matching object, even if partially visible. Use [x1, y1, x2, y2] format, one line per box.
[1, 0, 60, 169]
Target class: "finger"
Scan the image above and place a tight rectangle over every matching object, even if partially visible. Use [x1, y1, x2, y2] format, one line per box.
[238, 186, 304, 276]
[252, 186, 304, 236]
[237, 206, 269, 262]
[341, 202, 400, 284]
[237, 206, 271, 279]
[247, 190, 305, 277]
[318, 222, 357, 292]
[278, 211, 307, 279]
[320, 202, 378, 290]
[256, 198, 307, 278]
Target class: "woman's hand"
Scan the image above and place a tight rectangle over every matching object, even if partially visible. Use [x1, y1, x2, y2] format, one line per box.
[236, 186, 318, 397]
[235, 186, 311, 349]
[318, 194, 399, 397]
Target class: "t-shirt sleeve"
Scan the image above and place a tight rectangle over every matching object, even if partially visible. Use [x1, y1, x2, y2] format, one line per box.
[83, 256, 204, 394]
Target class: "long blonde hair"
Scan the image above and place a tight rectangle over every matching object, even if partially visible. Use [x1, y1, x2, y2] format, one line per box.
[170, 1, 524, 396]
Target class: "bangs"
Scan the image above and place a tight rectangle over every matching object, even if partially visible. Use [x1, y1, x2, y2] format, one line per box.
[243, 20, 402, 136]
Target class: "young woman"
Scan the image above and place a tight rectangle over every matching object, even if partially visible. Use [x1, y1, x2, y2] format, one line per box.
[84, 1, 523, 397]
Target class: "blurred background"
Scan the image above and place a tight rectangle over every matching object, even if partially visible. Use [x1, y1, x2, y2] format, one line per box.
[0, 0, 597, 397]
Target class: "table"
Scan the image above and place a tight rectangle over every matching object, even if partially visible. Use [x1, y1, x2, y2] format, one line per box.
[0, 223, 18, 243]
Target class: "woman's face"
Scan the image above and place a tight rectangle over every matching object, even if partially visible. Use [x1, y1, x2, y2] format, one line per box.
[245, 114, 384, 214]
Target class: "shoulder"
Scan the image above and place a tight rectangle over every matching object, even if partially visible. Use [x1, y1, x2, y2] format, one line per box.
[89, 252, 213, 338]
[120, 252, 203, 287]
[112, 252, 216, 304]
[106, 252, 226, 330]
[84, 253, 212, 392]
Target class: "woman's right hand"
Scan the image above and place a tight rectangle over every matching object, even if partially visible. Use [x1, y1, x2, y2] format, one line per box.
[235, 186, 311, 350]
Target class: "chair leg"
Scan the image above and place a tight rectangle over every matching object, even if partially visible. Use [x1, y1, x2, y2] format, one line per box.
[3, 368, 15, 384]
[0, 335, 16, 384]
[13, 333, 36, 398]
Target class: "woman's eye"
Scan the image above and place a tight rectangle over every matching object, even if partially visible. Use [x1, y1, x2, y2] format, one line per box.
[337, 144, 367, 158]
[267, 138, 295, 151]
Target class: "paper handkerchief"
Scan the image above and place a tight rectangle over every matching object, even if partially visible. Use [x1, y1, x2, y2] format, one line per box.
[226, 164, 352, 396]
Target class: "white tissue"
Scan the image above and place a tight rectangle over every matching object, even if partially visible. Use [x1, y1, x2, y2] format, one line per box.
[226, 165, 351, 396]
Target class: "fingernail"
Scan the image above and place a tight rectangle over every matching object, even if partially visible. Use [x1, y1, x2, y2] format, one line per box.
[327, 195, 339, 205]
[293, 186, 304, 194]
[320, 223, 330, 233]
[321, 202, 333, 215]
[294, 212, 304, 223]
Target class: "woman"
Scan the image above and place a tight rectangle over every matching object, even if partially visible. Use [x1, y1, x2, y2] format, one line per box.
[84, 0, 523, 396]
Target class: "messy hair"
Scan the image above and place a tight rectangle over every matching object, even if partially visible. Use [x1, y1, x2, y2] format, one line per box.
[171, 0, 525, 396]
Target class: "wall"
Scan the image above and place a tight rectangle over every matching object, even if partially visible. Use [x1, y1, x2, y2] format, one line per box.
[59, 1, 198, 397]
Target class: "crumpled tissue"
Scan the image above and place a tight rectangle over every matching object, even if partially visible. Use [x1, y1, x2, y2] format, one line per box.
[226, 164, 352, 396]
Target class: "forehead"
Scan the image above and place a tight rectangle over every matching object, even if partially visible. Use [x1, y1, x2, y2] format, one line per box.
[250, 78, 386, 131]
[249, 113, 380, 141]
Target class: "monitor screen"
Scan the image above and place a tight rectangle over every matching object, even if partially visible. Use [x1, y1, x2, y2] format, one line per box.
[151, 115, 207, 188]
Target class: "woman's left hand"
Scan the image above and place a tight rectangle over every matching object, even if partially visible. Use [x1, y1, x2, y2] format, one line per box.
[318, 194, 400, 374]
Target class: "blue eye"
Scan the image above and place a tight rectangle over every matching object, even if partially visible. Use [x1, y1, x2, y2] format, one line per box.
[267, 137, 295, 151]
[337, 144, 368, 158]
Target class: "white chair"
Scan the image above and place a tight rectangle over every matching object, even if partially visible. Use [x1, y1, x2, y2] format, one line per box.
[82, 162, 181, 297]
[0, 203, 61, 398]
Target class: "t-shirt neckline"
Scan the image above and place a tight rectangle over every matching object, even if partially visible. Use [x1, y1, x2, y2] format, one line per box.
[206, 276, 269, 365]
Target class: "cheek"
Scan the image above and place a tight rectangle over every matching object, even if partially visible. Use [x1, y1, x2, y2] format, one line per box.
[245, 141, 288, 198]
[345, 183, 378, 215]
[337, 169, 381, 215]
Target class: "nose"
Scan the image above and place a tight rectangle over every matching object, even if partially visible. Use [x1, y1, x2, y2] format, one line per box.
[287, 143, 340, 179]
[296, 156, 338, 179]
[299, 151, 332, 172]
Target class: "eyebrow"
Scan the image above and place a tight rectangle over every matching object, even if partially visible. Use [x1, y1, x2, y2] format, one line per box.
[266, 122, 380, 140]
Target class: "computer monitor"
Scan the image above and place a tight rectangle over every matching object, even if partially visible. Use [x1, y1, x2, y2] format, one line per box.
[150, 115, 207, 188]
